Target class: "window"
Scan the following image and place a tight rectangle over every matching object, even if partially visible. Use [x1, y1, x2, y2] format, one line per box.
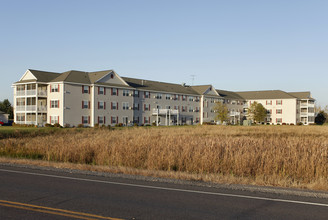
[111, 102, 118, 110]
[98, 101, 105, 109]
[195, 107, 199, 112]
[98, 116, 105, 124]
[144, 117, 150, 124]
[50, 100, 59, 108]
[165, 105, 171, 109]
[182, 95, 186, 101]
[154, 93, 162, 99]
[195, 118, 200, 123]
[276, 100, 282, 105]
[144, 104, 150, 111]
[111, 88, 118, 96]
[182, 106, 187, 112]
[51, 84, 59, 93]
[82, 101, 89, 109]
[122, 116, 129, 125]
[111, 117, 117, 124]
[82, 86, 89, 94]
[16, 113, 25, 121]
[189, 106, 193, 112]
[82, 116, 89, 124]
[122, 102, 129, 110]
[174, 106, 179, 110]
[266, 100, 272, 105]
[189, 96, 195, 102]
[144, 91, 150, 98]
[276, 109, 282, 114]
[276, 118, 282, 123]
[50, 116, 59, 124]
[133, 103, 139, 110]
[134, 90, 139, 97]
[98, 87, 105, 95]
[123, 89, 130, 96]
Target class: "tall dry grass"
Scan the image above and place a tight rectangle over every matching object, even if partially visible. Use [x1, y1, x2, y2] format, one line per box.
[1, 125, 328, 190]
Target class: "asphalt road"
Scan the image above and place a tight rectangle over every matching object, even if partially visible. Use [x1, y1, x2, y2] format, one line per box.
[0, 164, 328, 220]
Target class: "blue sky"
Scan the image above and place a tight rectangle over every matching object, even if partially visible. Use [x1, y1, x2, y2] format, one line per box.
[1, 0, 327, 106]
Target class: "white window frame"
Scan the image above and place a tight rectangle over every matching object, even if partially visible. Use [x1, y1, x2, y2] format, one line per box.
[51, 100, 59, 108]
[99, 87, 104, 95]
[51, 84, 59, 93]
[99, 101, 104, 109]
[83, 100, 89, 109]
[122, 102, 129, 110]
[50, 116, 59, 124]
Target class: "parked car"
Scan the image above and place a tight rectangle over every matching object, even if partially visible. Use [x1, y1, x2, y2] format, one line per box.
[0, 121, 4, 126]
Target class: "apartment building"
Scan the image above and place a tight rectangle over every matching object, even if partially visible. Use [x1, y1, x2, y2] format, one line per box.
[235, 90, 315, 125]
[13, 69, 315, 127]
[13, 69, 222, 127]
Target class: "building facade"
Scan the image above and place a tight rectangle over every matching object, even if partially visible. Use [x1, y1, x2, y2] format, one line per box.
[12, 69, 315, 127]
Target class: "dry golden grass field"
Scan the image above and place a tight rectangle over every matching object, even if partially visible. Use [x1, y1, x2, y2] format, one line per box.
[1, 125, 328, 191]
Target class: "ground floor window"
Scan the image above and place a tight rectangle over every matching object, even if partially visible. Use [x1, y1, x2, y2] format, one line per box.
[50, 116, 59, 124]
[82, 116, 89, 124]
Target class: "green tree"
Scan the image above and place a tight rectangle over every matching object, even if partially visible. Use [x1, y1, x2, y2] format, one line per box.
[213, 101, 229, 124]
[247, 102, 267, 123]
[0, 99, 13, 119]
[315, 111, 327, 125]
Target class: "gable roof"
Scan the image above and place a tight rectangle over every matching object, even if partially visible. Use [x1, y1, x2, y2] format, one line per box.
[15, 69, 60, 83]
[236, 90, 296, 100]
[216, 89, 244, 100]
[88, 70, 113, 84]
[122, 77, 200, 95]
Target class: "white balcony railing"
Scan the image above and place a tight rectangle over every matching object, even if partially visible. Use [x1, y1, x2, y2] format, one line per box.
[26, 105, 36, 111]
[26, 90, 36, 96]
[16, 106, 25, 111]
[152, 109, 179, 115]
[38, 90, 47, 96]
[300, 112, 308, 116]
[16, 91, 26, 96]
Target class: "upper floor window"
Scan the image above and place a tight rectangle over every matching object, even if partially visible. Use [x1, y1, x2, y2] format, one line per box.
[98, 87, 105, 95]
[122, 102, 129, 110]
[276, 109, 282, 114]
[111, 102, 118, 110]
[82, 86, 90, 94]
[266, 100, 272, 105]
[123, 89, 130, 96]
[98, 101, 105, 109]
[182, 95, 186, 101]
[154, 93, 162, 99]
[50, 100, 59, 108]
[189, 106, 193, 112]
[51, 84, 59, 93]
[189, 96, 195, 102]
[134, 90, 139, 97]
[144, 91, 150, 98]
[82, 100, 90, 109]
[276, 100, 282, 105]
[111, 88, 118, 96]
[166, 94, 171, 100]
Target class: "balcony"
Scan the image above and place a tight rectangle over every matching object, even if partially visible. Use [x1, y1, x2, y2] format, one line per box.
[16, 106, 25, 111]
[300, 112, 308, 116]
[38, 90, 47, 96]
[16, 91, 26, 96]
[152, 109, 179, 115]
[26, 90, 36, 96]
[26, 105, 36, 111]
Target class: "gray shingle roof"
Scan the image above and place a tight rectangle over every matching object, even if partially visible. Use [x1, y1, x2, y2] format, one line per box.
[122, 77, 200, 95]
[51, 70, 91, 84]
[216, 89, 244, 100]
[288, 92, 313, 100]
[236, 90, 296, 100]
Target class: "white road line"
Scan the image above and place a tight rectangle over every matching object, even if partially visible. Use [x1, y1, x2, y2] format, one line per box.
[1, 168, 328, 208]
